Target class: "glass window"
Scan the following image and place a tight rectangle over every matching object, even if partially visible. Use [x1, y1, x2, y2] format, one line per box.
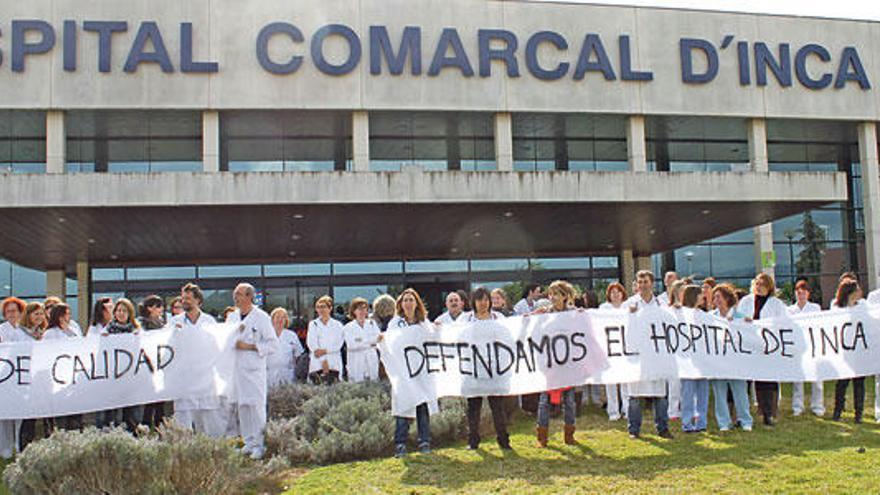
[513, 113, 627, 172]
[222, 110, 351, 172]
[673, 245, 711, 279]
[197, 265, 262, 279]
[0, 260, 10, 297]
[200, 289, 236, 317]
[708, 244, 758, 279]
[471, 259, 529, 272]
[66, 111, 202, 173]
[405, 260, 468, 273]
[264, 263, 331, 277]
[646, 116, 749, 172]
[370, 112, 494, 171]
[0, 111, 47, 174]
[127, 266, 197, 281]
[333, 285, 389, 307]
[332, 262, 403, 275]
[592, 257, 619, 269]
[92, 268, 125, 282]
[531, 257, 590, 270]
[12, 264, 45, 297]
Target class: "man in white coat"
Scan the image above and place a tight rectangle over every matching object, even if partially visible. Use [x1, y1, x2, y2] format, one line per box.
[787, 280, 824, 416]
[226, 283, 277, 460]
[172, 283, 228, 438]
[625, 270, 673, 439]
[434, 291, 466, 325]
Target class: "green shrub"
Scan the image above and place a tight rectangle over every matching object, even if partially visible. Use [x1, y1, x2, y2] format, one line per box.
[266, 382, 471, 464]
[2, 423, 257, 495]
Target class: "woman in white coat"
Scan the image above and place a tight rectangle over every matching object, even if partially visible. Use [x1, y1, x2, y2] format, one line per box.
[267, 307, 304, 388]
[342, 298, 381, 382]
[0, 297, 26, 459]
[599, 282, 629, 422]
[737, 272, 787, 426]
[43, 303, 85, 431]
[307, 295, 345, 385]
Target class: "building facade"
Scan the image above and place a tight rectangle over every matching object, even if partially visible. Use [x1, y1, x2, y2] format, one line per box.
[0, 0, 876, 321]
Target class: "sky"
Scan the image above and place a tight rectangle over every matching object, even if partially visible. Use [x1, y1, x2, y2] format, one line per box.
[532, 0, 880, 22]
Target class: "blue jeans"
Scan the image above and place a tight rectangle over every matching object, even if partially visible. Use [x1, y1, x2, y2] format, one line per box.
[680, 379, 710, 431]
[711, 379, 752, 430]
[537, 389, 576, 427]
[627, 397, 669, 435]
[394, 403, 430, 447]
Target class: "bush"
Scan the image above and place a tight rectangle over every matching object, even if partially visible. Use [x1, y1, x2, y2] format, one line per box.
[3, 423, 257, 495]
[265, 382, 470, 464]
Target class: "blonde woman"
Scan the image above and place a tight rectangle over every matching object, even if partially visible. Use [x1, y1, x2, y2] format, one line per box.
[17, 302, 47, 451]
[267, 307, 304, 388]
[389, 288, 436, 457]
[371, 294, 396, 332]
[535, 280, 580, 447]
[0, 298, 26, 459]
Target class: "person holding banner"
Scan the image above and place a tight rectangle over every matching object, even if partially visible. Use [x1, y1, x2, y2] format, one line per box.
[268, 307, 304, 387]
[535, 280, 580, 447]
[871, 287, 880, 422]
[172, 283, 228, 438]
[832, 279, 867, 423]
[104, 298, 145, 432]
[679, 285, 710, 433]
[343, 298, 381, 383]
[139, 295, 169, 430]
[307, 296, 345, 385]
[787, 280, 825, 417]
[738, 273, 787, 426]
[599, 282, 629, 422]
[490, 288, 513, 317]
[388, 288, 436, 457]
[18, 302, 48, 451]
[463, 287, 511, 450]
[626, 270, 673, 440]
[43, 303, 84, 431]
[0, 297, 26, 459]
[710, 284, 753, 432]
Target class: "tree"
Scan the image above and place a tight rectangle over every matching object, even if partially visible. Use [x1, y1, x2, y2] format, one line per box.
[794, 211, 827, 305]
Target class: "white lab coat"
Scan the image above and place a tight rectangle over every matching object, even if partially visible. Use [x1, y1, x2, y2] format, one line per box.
[513, 298, 534, 316]
[343, 319, 381, 382]
[0, 322, 23, 459]
[787, 301, 821, 315]
[625, 294, 667, 397]
[787, 301, 825, 415]
[306, 317, 345, 374]
[434, 310, 466, 325]
[866, 289, 880, 306]
[267, 329, 303, 388]
[656, 292, 671, 307]
[226, 307, 277, 407]
[43, 325, 82, 340]
[737, 294, 788, 320]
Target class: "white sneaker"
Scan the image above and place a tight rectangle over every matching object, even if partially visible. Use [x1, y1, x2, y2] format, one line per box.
[719, 426, 730, 432]
[792, 410, 803, 417]
[608, 414, 621, 421]
[742, 425, 753, 432]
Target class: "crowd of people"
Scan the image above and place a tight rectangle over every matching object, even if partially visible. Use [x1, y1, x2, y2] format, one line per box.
[0, 271, 878, 460]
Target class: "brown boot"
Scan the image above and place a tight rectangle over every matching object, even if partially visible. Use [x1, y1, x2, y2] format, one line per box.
[536, 426, 548, 448]
[564, 424, 578, 445]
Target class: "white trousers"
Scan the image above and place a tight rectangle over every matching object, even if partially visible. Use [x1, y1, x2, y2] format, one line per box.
[792, 381, 825, 415]
[606, 384, 629, 420]
[174, 408, 227, 438]
[238, 403, 267, 454]
[875, 375, 880, 420]
[0, 420, 14, 459]
[667, 379, 681, 418]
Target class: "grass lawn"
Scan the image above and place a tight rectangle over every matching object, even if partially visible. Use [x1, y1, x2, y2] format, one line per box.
[287, 384, 880, 494]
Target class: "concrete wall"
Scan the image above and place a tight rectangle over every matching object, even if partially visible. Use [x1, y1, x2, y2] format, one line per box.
[0, 170, 847, 208]
[0, 0, 877, 118]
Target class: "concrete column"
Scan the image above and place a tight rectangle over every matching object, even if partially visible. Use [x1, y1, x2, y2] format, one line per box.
[620, 249, 635, 292]
[748, 118, 775, 277]
[626, 115, 647, 171]
[635, 255, 652, 273]
[494, 112, 513, 171]
[46, 111, 66, 174]
[352, 110, 370, 172]
[77, 260, 90, 331]
[858, 121, 880, 290]
[46, 270, 65, 299]
[202, 110, 220, 172]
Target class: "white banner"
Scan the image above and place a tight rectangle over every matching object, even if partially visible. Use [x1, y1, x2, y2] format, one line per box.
[379, 305, 880, 416]
[0, 324, 237, 420]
